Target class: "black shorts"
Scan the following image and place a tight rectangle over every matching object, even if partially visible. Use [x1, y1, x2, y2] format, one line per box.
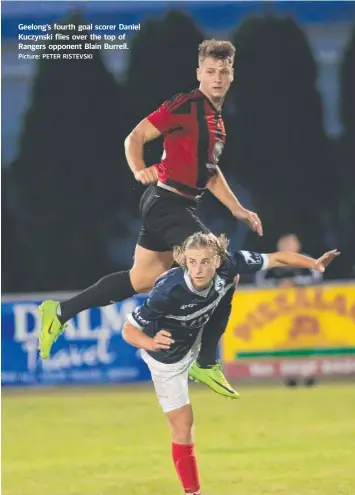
[138, 185, 210, 252]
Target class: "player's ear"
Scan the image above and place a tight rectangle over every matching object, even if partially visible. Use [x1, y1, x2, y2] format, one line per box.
[196, 67, 201, 82]
[181, 254, 187, 268]
[230, 67, 235, 82]
[215, 256, 221, 269]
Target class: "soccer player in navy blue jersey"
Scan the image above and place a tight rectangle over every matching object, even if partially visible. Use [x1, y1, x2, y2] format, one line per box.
[38, 39, 264, 396]
[121, 232, 339, 495]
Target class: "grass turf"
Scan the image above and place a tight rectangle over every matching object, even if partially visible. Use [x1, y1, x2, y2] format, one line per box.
[2, 382, 355, 495]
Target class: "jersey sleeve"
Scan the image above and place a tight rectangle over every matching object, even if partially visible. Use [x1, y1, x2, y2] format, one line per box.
[126, 276, 169, 330]
[147, 95, 185, 134]
[229, 250, 269, 275]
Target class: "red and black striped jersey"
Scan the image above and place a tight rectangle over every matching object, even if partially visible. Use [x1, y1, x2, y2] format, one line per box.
[147, 89, 226, 198]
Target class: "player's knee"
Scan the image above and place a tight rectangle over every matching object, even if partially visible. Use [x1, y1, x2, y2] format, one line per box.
[171, 424, 194, 445]
[129, 268, 156, 293]
[167, 407, 194, 444]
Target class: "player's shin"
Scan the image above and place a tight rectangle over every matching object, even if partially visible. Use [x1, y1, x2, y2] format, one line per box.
[167, 405, 201, 494]
[58, 271, 136, 324]
[172, 442, 201, 494]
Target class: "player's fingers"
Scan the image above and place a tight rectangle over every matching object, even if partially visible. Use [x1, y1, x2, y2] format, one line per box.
[250, 212, 263, 236]
[315, 261, 325, 272]
[248, 212, 257, 223]
[155, 343, 171, 350]
[159, 331, 172, 337]
[322, 251, 340, 268]
[155, 341, 171, 349]
[152, 341, 169, 350]
[248, 215, 258, 232]
[156, 336, 174, 345]
[146, 168, 157, 182]
[149, 166, 159, 179]
[137, 173, 148, 184]
[145, 171, 153, 182]
[145, 176, 154, 184]
[155, 333, 174, 342]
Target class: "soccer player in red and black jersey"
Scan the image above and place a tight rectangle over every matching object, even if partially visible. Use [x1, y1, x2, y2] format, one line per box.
[38, 40, 263, 399]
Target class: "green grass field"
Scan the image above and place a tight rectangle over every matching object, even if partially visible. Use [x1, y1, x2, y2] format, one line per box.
[2, 382, 355, 495]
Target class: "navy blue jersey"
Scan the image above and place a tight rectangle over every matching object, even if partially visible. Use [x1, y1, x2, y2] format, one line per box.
[127, 250, 268, 363]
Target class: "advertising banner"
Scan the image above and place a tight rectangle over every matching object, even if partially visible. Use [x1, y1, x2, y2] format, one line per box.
[1, 296, 151, 386]
[222, 284, 355, 379]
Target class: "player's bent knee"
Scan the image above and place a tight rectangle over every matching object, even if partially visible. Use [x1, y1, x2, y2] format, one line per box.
[129, 268, 159, 293]
[170, 425, 194, 445]
[166, 404, 194, 444]
[169, 420, 194, 444]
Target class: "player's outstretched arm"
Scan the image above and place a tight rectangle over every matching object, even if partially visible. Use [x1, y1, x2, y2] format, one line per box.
[122, 322, 174, 351]
[267, 250, 340, 273]
[207, 166, 263, 236]
[124, 118, 161, 185]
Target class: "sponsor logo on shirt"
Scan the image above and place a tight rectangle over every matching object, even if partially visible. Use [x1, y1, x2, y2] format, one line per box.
[133, 311, 150, 326]
[181, 303, 198, 309]
[206, 162, 217, 172]
[240, 251, 262, 265]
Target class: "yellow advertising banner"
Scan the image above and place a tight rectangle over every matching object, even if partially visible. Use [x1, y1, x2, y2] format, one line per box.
[222, 284, 355, 362]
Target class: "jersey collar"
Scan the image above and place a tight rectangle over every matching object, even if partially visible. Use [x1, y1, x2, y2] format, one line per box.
[196, 89, 222, 114]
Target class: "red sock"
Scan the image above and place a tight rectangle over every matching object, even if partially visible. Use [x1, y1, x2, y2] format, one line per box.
[172, 442, 201, 494]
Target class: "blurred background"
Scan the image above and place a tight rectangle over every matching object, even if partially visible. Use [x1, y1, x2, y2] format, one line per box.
[2, 4, 355, 494]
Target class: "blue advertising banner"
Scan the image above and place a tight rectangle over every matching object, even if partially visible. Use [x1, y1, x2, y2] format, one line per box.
[1, 296, 151, 386]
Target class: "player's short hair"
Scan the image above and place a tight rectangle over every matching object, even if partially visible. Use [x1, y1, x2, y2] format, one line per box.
[173, 231, 229, 267]
[198, 39, 235, 66]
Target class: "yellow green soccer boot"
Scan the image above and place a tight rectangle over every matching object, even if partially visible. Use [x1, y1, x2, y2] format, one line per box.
[189, 360, 240, 399]
[38, 300, 66, 359]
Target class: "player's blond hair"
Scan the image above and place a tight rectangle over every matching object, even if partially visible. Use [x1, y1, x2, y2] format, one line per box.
[173, 231, 229, 267]
[198, 39, 235, 66]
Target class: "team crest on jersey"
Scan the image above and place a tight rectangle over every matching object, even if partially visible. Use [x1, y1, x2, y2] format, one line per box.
[212, 140, 224, 165]
[240, 251, 262, 265]
[215, 278, 226, 292]
[207, 140, 225, 172]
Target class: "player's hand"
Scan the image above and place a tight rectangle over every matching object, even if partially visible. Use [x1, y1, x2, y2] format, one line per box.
[233, 208, 263, 236]
[314, 250, 340, 272]
[134, 166, 158, 185]
[150, 331, 175, 351]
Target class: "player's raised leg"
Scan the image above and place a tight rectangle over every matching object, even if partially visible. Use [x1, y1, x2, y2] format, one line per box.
[189, 287, 239, 399]
[130, 244, 173, 293]
[38, 246, 173, 360]
[38, 300, 67, 360]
